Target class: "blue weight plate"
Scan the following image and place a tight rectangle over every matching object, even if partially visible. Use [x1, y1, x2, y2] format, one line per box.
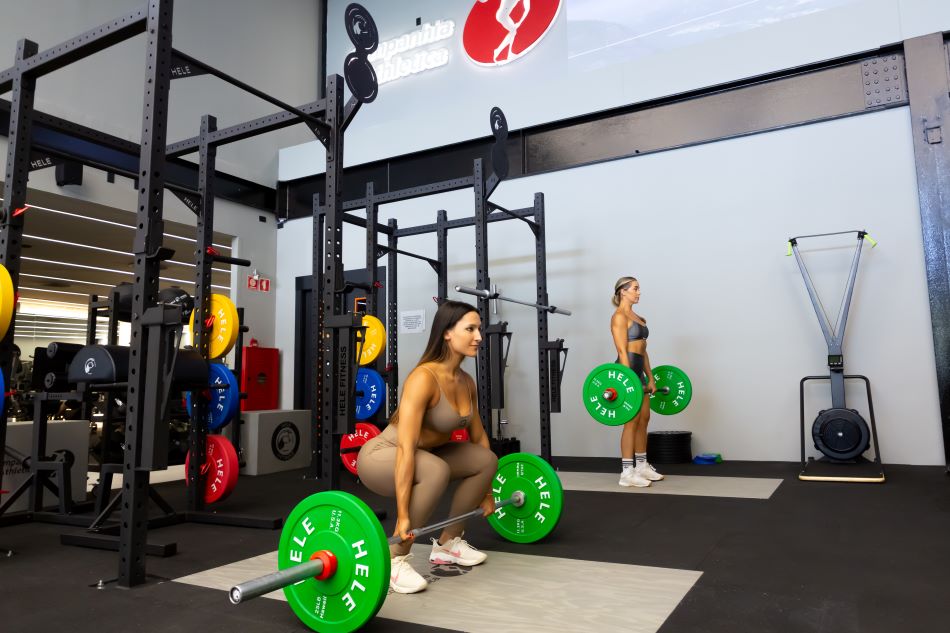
[187, 364, 238, 430]
[208, 364, 238, 430]
[354, 368, 385, 420]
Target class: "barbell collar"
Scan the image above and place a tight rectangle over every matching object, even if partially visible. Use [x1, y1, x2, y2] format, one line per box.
[387, 491, 525, 545]
[229, 557, 325, 605]
[455, 284, 492, 299]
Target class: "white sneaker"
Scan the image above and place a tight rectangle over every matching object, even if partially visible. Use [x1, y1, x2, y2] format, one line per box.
[636, 463, 664, 481]
[429, 536, 488, 566]
[619, 466, 651, 488]
[390, 553, 427, 594]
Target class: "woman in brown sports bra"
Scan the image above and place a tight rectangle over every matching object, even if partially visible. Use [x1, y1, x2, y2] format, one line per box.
[357, 300, 498, 594]
[611, 276, 664, 488]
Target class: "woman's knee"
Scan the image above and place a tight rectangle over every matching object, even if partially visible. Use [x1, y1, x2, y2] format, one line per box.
[418, 456, 451, 490]
[478, 446, 499, 475]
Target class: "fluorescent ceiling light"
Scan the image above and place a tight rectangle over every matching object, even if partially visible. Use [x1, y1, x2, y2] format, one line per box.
[24, 235, 130, 257]
[20, 285, 93, 297]
[14, 334, 89, 340]
[18, 315, 100, 322]
[16, 323, 89, 330]
[23, 236, 230, 274]
[21, 257, 229, 289]
[0, 199, 232, 250]
[20, 273, 113, 288]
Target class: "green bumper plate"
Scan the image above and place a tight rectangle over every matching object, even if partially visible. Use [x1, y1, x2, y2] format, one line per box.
[650, 365, 693, 415]
[279, 491, 390, 633]
[583, 363, 643, 426]
[487, 453, 563, 543]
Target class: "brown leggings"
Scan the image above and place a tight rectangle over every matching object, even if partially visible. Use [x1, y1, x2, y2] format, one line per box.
[357, 425, 499, 557]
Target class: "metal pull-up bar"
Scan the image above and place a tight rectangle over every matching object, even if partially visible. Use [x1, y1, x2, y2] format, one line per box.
[455, 285, 572, 316]
[170, 48, 330, 135]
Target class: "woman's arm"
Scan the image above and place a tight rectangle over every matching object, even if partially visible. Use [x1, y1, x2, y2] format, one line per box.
[464, 373, 491, 451]
[462, 372, 496, 516]
[393, 369, 435, 535]
[610, 313, 629, 366]
[642, 341, 656, 394]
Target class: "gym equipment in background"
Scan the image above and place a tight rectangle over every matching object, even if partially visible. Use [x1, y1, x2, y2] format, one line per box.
[788, 230, 885, 483]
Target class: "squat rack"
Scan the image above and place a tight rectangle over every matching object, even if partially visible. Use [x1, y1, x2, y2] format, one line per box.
[310, 107, 568, 479]
[0, 0, 374, 587]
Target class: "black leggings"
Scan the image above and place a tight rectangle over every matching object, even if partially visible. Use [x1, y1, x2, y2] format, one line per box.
[617, 352, 648, 386]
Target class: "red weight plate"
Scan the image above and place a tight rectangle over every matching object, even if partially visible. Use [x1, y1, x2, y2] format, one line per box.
[340, 422, 380, 475]
[185, 434, 239, 504]
[451, 428, 470, 443]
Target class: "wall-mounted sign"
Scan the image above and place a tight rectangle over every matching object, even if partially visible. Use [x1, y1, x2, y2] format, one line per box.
[463, 0, 562, 66]
[367, 19, 456, 85]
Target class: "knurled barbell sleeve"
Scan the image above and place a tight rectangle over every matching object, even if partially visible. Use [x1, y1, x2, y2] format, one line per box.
[229, 558, 324, 605]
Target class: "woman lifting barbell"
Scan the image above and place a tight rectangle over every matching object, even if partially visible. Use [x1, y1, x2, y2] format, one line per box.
[611, 276, 664, 488]
[357, 300, 498, 594]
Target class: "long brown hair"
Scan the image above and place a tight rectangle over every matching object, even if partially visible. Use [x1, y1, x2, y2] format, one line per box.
[389, 300, 478, 425]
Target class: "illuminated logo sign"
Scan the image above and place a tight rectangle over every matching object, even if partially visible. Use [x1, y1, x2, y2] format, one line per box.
[463, 0, 561, 66]
[367, 20, 455, 85]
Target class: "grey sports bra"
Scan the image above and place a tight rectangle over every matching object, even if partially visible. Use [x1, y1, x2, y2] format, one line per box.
[627, 320, 649, 341]
[419, 367, 472, 433]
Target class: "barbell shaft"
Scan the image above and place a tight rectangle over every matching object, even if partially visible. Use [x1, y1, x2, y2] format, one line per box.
[454, 285, 571, 316]
[229, 558, 324, 605]
[387, 491, 525, 545]
[229, 492, 525, 604]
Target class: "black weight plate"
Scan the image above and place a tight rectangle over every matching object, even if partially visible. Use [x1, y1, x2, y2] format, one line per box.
[491, 141, 509, 180]
[344, 3, 379, 53]
[344, 53, 378, 104]
[489, 106, 508, 140]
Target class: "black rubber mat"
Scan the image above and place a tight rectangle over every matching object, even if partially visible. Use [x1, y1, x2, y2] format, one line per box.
[1, 461, 948, 632]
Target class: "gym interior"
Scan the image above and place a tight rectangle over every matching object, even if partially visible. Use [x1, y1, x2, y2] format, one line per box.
[2, 1, 950, 632]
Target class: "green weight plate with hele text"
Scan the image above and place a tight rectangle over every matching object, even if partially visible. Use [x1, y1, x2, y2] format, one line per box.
[279, 491, 390, 633]
[650, 365, 693, 415]
[582, 363, 644, 426]
[487, 453, 563, 543]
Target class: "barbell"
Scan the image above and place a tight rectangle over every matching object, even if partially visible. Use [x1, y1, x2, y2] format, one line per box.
[228, 452, 563, 632]
[583, 364, 693, 425]
[454, 285, 571, 316]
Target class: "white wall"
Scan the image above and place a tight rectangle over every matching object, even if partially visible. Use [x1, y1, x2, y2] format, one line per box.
[277, 106, 944, 465]
[1, 0, 321, 186]
[280, 0, 950, 180]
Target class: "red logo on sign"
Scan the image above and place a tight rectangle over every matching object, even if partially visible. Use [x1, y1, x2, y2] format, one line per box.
[259, 278, 270, 293]
[463, 0, 561, 66]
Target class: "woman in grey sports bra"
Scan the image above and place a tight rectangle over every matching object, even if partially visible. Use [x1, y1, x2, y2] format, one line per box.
[610, 276, 665, 488]
[357, 300, 499, 594]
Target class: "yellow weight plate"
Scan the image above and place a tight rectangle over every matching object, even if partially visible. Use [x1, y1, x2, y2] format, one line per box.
[222, 293, 240, 355]
[0, 265, 13, 341]
[357, 314, 385, 366]
[190, 293, 239, 359]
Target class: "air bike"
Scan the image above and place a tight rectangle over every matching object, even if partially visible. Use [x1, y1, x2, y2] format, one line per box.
[788, 230, 885, 483]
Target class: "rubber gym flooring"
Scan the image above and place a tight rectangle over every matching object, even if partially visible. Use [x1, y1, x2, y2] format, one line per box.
[1, 459, 948, 633]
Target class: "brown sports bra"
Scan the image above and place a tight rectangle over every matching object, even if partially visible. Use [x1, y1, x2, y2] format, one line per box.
[418, 366, 472, 433]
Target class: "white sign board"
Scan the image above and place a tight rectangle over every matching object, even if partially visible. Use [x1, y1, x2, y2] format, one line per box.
[400, 309, 426, 334]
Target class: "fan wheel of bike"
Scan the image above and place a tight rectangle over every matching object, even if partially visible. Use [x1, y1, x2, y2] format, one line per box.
[811, 408, 871, 461]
